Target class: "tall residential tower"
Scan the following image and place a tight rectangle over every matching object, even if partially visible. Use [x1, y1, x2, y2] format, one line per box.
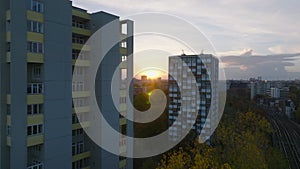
[168, 54, 219, 142]
[0, 1, 133, 169]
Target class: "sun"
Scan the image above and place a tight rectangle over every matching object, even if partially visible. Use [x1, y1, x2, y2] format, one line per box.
[144, 70, 159, 79]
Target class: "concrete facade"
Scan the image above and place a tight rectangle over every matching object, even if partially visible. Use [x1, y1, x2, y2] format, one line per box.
[0, 1, 133, 169]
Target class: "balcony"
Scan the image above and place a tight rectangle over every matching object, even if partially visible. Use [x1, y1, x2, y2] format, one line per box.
[27, 32, 44, 43]
[72, 151, 91, 162]
[72, 43, 90, 51]
[119, 104, 127, 112]
[6, 32, 10, 42]
[27, 135, 44, 147]
[72, 121, 91, 130]
[120, 61, 127, 69]
[73, 106, 90, 114]
[72, 91, 90, 98]
[120, 47, 127, 55]
[6, 52, 44, 63]
[27, 10, 44, 22]
[6, 114, 44, 126]
[119, 159, 127, 168]
[6, 94, 44, 105]
[27, 114, 44, 125]
[72, 27, 91, 36]
[72, 9, 91, 20]
[6, 10, 10, 20]
[119, 117, 126, 125]
[27, 161, 43, 169]
[120, 136, 127, 154]
[72, 59, 90, 67]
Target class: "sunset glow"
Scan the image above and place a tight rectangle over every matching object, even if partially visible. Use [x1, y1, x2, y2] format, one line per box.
[143, 70, 160, 79]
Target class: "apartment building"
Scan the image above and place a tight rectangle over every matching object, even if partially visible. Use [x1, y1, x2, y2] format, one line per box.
[168, 54, 219, 142]
[0, 0, 133, 169]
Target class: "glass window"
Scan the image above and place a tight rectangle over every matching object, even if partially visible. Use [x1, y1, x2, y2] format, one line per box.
[27, 126, 32, 135]
[121, 41, 127, 48]
[33, 125, 38, 134]
[121, 55, 127, 62]
[31, 0, 44, 13]
[28, 21, 44, 33]
[32, 64, 41, 79]
[28, 42, 44, 53]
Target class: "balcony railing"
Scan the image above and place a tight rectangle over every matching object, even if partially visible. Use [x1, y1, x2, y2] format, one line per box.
[27, 83, 44, 94]
[27, 161, 43, 169]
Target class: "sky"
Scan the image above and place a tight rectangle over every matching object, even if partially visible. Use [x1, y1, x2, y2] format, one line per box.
[73, 0, 300, 80]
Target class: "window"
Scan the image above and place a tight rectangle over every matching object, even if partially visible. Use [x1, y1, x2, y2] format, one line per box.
[28, 104, 43, 115]
[121, 69, 127, 80]
[31, 0, 44, 13]
[27, 20, 44, 33]
[121, 23, 127, 34]
[120, 125, 127, 135]
[72, 113, 87, 124]
[72, 20, 87, 29]
[121, 41, 127, 48]
[28, 42, 44, 53]
[72, 35, 85, 44]
[73, 67, 85, 76]
[72, 158, 89, 169]
[6, 105, 10, 115]
[72, 129, 83, 137]
[72, 50, 79, 60]
[29, 144, 42, 152]
[32, 64, 42, 79]
[119, 97, 126, 104]
[72, 114, 79, 124]
[27, 83, 43, 94]
[72, 98, 86, 107]
[7, 125, 10, 136]
[119, 156, 127, 161]
[72, 141, 84, 155]
[121, 55, 127, 62]
[27, 124, 43, 136]
[6, 42, 10, 52]
[72, 81, 85, 91]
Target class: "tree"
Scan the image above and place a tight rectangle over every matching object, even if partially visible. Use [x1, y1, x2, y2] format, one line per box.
[295, 107, 300, 123]
[134, 93, 150, 111]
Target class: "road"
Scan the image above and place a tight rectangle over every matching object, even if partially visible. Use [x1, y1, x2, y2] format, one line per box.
[269, 111, 300, 169]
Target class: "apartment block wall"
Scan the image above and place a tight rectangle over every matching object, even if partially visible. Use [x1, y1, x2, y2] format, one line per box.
[168, 54, 219, 141]
[9, 1, 28, 168]
[0, 0, 9, 169]
[43, 1, 72, 168]
[0, 1, 133, 168]
[89, 11, 121, 169]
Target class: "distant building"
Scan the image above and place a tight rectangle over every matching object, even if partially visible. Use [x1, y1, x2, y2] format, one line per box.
[285, 100, 296, 119]
[141, 75, 147, 83]
[168, 54, 219, 142]
[228, 81, 249, 96]
[250, 77, 270, 100]
[270, 87, 280, 98]
[280, 87, 290, 99]
[133, 76, 168, 96]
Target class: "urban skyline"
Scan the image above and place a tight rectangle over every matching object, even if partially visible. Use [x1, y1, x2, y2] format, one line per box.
[1, 1, 300, 169]
[73, 0, 300, 80]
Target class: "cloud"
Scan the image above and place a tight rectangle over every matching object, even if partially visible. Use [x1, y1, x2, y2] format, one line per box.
[221, 53, 300, 79]
[268, 45, 300, 54]
[73, 1, 300, 56]
[239, 65, 248, 71]
[73, 0, 300, 79]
